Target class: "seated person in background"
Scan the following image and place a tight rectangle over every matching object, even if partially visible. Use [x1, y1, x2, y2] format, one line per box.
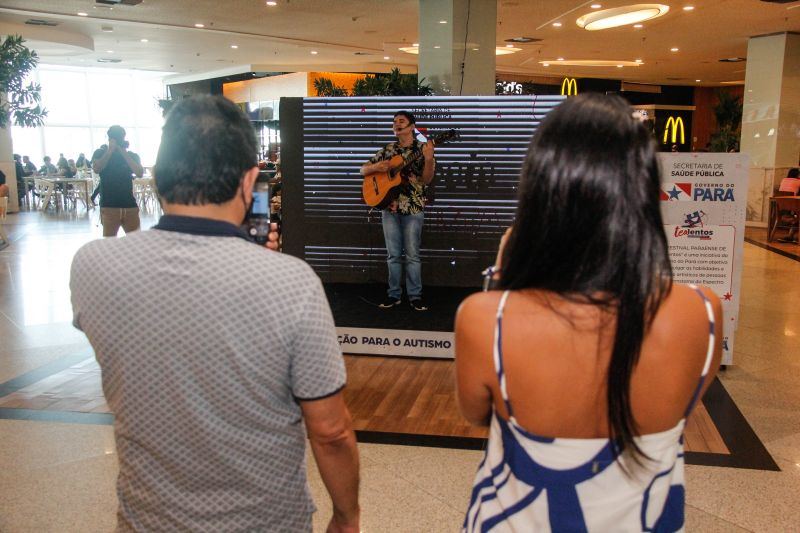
[39, 156, 57, 175]
[456, 94, 723, 532]
[0, 169, 8, 198]
[68, 159, 78, 176]
[778, 167, 799, 195]
[14, 154, 26, 203]
[22, 155, 36, 176]
[776, 168, 800, 243]
[75, 153, 89, 170]
[58, 158, 75, 178]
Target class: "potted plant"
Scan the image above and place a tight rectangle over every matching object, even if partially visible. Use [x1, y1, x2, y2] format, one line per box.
[709, 90, 742, 152]
[0, 35, 47, 128]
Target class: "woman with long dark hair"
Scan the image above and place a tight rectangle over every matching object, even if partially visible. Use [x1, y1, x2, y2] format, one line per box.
[456, 93, 722, 532]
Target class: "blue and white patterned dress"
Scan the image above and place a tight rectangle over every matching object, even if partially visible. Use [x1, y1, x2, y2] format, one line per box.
[464, 286, 716, 532]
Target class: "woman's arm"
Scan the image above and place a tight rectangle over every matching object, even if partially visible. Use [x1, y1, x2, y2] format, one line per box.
[454, 295, 496, 427]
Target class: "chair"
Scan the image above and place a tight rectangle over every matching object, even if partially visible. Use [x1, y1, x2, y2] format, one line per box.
[767, 196, 800, 242]
[133, 177, 160, 213]
[34, 178, 62, 212]
[0, 196, 9, 249]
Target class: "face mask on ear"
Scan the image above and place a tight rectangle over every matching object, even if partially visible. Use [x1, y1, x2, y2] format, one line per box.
[240, 186, 253, 225]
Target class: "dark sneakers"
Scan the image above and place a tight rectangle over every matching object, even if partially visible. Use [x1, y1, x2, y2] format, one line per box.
[409, 299, 428, 311]
[379, 297, 402, 309]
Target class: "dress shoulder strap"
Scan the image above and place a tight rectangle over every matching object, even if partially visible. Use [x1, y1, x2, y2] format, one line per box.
[492, 291, 515, 419]
[683, 284, 717, 417]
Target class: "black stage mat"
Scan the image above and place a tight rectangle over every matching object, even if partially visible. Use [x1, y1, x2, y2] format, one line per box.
[324, 282, 480, 332]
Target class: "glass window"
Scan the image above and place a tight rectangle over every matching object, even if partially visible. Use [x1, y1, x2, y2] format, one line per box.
[10, 125, 44, 165]
[39, 70, 89, 125]
[42, 127, 93, 164]
[11, 66, 166, 167]
[87, 72, 136, 125]
[130, 127, 163, 171]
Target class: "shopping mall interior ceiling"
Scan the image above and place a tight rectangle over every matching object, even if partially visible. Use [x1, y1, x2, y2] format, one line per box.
[0, 1, 798, 85]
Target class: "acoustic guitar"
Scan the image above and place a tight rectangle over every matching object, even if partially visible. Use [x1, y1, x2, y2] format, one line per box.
[362, 129, 459, 209]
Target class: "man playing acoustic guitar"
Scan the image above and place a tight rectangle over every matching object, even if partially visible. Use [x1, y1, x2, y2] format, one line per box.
[360, 111, 435, 311]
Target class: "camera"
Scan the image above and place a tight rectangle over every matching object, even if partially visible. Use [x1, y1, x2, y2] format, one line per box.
[244, 170, 272, 244]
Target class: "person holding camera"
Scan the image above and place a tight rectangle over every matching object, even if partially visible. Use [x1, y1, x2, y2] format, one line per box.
[92, 125, 144, 237]
[71, 96, 360, 532]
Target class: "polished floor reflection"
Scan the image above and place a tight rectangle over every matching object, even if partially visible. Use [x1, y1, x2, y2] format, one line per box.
[1, 208, 799, 532]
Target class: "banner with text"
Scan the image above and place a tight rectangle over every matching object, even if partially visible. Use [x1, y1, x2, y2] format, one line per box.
[659, 153, 748, 365]
[337, 327, 454, 359]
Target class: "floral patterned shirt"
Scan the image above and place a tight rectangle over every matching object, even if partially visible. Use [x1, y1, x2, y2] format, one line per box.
[368, 140, 428, 215]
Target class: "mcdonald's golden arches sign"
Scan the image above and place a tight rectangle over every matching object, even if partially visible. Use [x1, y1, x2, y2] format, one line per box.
[561, 78, 578, 96]
[663, 116, 685, 145]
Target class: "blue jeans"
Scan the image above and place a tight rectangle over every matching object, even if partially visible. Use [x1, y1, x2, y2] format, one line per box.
[381, 210, 424, 300]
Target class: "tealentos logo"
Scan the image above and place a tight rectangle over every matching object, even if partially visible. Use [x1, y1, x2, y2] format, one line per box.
[660, 183, 735, 202]
[675, 210, 713, 239]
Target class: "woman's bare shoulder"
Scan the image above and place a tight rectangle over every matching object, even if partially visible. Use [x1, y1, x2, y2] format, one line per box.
[456, 290, 505, 319]
[646, 283, 722, 363]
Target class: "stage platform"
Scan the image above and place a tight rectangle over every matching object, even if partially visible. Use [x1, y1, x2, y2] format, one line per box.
[324, 283, 479, 358]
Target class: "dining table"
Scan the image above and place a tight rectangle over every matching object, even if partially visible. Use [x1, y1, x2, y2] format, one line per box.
[34, 175, 95, 212]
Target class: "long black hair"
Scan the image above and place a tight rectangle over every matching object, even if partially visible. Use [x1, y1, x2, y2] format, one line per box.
[499, 93, 672, 462]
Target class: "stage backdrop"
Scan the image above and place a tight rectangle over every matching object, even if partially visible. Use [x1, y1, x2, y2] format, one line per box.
[281, 95, 565, 288]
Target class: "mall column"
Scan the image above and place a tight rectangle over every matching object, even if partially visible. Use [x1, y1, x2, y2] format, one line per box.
[740, 32, 800, 225]
[418, 0, 496, 96]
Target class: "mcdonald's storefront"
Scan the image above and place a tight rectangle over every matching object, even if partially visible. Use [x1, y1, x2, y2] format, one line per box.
[631, 105, 695, 153]
[494, 77, 698, 152]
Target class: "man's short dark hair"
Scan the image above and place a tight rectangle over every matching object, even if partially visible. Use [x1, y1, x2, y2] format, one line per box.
[108, 125, 126, 142]
[394, 110, 415, 124]
[155, 95, 258, 205]
[789, 168, 800, 179]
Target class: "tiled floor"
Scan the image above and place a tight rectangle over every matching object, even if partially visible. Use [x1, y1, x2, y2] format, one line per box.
[1, 207, 799, 532]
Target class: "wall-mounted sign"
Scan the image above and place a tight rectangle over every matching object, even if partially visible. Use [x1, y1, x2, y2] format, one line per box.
[496, 81, 524, 95]
[663, 116, 685, 144]
[561, 77, 578, 96]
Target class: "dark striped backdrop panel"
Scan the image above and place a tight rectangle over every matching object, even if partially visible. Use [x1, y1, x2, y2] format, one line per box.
[281, 95, 564, 287]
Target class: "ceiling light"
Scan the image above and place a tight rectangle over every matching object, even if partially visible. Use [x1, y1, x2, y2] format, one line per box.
[683, 6, 694, 10]
[495, 47, 521, 55]
[542, 62, 550, 67]
[472, 48, 479, 50]
[77, 12, 88, 17]
[506, 44, 514, 47]
[231, 45, 238, 49]
[539, 59, 641, 67]
[633, 23, 643, 28]
[266, 1, 277, 5]
[591, 4, 602, 8]
[434, 45, 441, 49]
[577, 4, 669, 30]
[106, 50, 114, 53]
[553, 22, 562, 27]
[413, 43, 419, 47]
[401, 45, 520, 56]
[310, 50, 318, 54]
[670, 47, 679, 51]
[439, 20, 448, 24]
[140, 39, 149, 43]
[557, 57, 565, 61]
[635, 58, 643, 63]
[695, 79, 701, 82]
[194, 23, 205, 28]
[383, 56, 390, 59]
